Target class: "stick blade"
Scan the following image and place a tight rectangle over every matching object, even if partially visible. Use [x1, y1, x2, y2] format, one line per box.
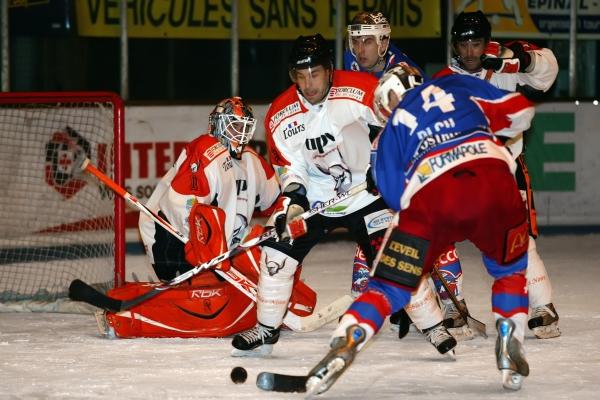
[467, 315, 488, 338]
[69, 279, 122, 312]
[256, 372, 308, 393]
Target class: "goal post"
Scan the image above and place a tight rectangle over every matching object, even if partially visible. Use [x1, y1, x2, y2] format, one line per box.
[0, 92, 125, 311]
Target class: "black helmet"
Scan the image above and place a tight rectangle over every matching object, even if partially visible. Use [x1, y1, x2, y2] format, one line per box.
[288, 34, 333, 71]
[451, 11, 491, 42]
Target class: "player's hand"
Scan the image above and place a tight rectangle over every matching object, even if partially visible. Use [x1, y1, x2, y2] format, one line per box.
[480, 55, 521, 73]
[481, 40, 532, 73]
[504, 40, 534, 72]
[272, 184, 309, 243]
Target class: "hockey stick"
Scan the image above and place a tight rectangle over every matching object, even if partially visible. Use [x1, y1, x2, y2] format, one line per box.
[70, 158, 365, 327]
[431, 266, 488, 338]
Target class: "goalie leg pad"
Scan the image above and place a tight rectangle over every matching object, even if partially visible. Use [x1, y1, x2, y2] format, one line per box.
[103, 277, 256, 338]
[288, 270, 317, 317]
[185, 203, 230, 273]
[257, 246, 299, 328]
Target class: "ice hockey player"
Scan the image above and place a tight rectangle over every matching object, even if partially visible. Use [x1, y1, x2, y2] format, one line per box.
[432, 10, 560, 339]
[230, 34, 399, 357]
[303, 65, 535, 395]
[344, 11, 424, 78]
[344, 10, 458, 350]
[97, 97, 316, 338]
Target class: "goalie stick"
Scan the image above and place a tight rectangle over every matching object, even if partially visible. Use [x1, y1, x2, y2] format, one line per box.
[69, 158, 365, 330]
[431, 266, 488, 338]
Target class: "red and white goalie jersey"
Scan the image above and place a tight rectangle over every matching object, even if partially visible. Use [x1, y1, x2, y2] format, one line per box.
[266, 70, 383, 216]
[140, 133, 280, 264]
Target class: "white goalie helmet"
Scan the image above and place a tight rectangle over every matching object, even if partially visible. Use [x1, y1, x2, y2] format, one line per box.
[347, 11, 392, 58]
[373, 64, 423, 123]
[209, 96, 257, 159]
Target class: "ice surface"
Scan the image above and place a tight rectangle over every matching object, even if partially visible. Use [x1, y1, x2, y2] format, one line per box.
[1, 235, 599, 399]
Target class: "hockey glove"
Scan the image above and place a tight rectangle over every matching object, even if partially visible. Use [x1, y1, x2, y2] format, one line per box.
[480, 40, 532, 74]
[272, 184, 310, 243]
[184, 203, 231, 272]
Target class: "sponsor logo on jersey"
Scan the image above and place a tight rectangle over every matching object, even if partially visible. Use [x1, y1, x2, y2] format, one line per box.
[222, 155, 233, 171]
[305, 132, 335, 153]
[283, 121, 305, 139]
[190, 289, 223, 299]
[269, 102, 301, 131]
[329, 86, 365, 102]
[417, 131, 461, 153]
[364, 209, 394, 235]
[417, 142, 488, 183]
[204, 141, 224, 161]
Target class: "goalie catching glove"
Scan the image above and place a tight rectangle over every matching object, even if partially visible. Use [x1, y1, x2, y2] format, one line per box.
[272, 183, 310, 242]
[184, 203, 231, 271]
[480, 40, 533, 74]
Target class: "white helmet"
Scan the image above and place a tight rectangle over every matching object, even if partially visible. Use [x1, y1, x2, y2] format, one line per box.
[373, 64, 423, 123]
[347, 11, 392, 58]
[209, 97, 256, 159]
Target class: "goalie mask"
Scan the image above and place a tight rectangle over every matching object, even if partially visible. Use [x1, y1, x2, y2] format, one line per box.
[373, 64, 423, 123]
[347, 11, 391, 60]
[209, 97, 256, 159]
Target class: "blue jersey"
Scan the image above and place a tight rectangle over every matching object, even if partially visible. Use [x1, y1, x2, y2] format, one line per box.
[373, 74, 535, 211]
[344, 43, 426, 79]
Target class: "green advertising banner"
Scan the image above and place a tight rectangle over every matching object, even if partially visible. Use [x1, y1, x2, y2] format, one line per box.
[526, 102, 599, 225]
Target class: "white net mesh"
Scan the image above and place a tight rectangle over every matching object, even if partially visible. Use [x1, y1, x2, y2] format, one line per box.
[0, 94, 123, 308]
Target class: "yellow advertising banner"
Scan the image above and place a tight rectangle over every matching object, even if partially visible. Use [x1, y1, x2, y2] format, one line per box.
[76, 0, 441, 39]
[454, 0, 600, 38]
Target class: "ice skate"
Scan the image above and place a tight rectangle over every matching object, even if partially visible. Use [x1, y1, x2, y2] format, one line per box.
[528, 303, 560, 339]
[231, 323, 280, 357]
[496, 318, 529, 390]
[305, 324, 366, 397]
[422, 321, 457, 358]
[94, 310, 116, 339]
[442, 299, 474, 341]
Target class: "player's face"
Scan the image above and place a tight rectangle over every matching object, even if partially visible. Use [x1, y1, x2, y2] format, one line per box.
[454, 38, 486, 72]
[351, 35, 387, 71]
[291, 65, 332, 105]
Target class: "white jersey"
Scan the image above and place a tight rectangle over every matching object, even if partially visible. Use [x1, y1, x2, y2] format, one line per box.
[442, 47, 558, 92]
[140, 134, 280, 263]
[435, 44, 558, 157]
[265, 70, 383, 217]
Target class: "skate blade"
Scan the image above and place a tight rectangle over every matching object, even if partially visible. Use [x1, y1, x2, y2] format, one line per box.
[231, 344, 273, 358]
[305, 358, 345, 398]
[501, 369, 524, 390]
[532, 323, 561, 339]
[443, 349, 457, 361]
[448, 325, 475, 341]
[94, 311, 116, 339]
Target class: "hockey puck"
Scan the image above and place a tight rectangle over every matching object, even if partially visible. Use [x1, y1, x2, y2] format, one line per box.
[230, 366, 248, 384]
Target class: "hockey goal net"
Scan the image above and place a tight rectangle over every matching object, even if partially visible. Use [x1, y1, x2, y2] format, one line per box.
[0, 92, 125, 312]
